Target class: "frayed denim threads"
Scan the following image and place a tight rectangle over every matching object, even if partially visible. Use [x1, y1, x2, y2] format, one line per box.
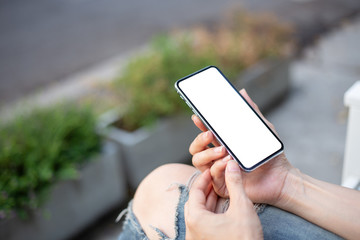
[117, 183, 189, 240]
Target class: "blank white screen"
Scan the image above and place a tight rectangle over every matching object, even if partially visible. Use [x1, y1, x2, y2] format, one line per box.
[178, 67, 282, 169]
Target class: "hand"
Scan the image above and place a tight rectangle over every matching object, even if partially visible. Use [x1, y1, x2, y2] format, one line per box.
[189, 89, 294, 205]
[185, 160, 263, 240]
[189, 117, 231, 197]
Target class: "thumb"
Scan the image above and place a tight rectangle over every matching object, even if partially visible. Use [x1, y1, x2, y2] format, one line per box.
[225, 160, 248, 211]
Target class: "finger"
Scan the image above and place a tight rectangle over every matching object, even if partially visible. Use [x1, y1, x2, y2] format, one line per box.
[210, 156, 231, 198]
[210, 158, 227, 183]
[239, 89, 266, 120]
[192, 115, 220, 147]
[192, 146, 227, 172]
[225, 160, 249, 212]
[239, 89, 277, 135]
[188, 170, 213, 211]
[205, 188, 218, 212]
[185, 170, 216, 238]
[189, 131, 213, 155]
[192, 114, 207, 132]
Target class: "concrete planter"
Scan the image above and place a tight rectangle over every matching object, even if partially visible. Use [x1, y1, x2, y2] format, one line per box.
[98, 112, 198, 190]
[235, 57, 291, 111]
[99, 57, 291, 190]
[0, 141, 127, 240]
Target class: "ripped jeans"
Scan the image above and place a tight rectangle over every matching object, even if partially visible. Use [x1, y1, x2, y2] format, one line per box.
[117, 171, 342, 240]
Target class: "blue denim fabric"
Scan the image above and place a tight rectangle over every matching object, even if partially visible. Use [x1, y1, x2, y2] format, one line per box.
[118, 184, 189, 240]
[257, 205, 342, 240]
[118, 182, 342, 240]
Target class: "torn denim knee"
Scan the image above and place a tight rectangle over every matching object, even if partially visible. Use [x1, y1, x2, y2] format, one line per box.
[117, 170, 201, 240]
[117, 169, 267, 240]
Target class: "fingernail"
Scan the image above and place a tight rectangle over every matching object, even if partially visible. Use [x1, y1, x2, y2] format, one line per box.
[214, 146, 224, 153]
[222, 155, 232, 162]
[226, 160, 240, 173]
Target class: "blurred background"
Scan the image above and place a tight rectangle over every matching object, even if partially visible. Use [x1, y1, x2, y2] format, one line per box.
[1, 0, 360, 239]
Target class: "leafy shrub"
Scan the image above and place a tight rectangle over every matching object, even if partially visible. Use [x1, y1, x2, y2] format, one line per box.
[0, 105, 101, 219]
[115, 35, 219, 131]
[114, 10, 294, 131]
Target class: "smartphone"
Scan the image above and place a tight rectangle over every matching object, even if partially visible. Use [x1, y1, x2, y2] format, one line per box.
[175, 66, 283, 171]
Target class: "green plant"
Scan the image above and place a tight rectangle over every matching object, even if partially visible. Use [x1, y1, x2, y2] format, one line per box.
[114, 10, 294, 131]
[0, 105, 101, 219]
[186, 11, 294, 78]
[115, 34, 219, 131]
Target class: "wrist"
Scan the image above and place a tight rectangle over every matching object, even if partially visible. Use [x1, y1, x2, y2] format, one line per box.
[274, 166, 306, 211]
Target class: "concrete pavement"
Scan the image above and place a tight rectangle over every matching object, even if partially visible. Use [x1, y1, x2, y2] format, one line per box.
[2, 0, 360, 107]
[267, 16, 360, 184]
[0, 0, 238, 106]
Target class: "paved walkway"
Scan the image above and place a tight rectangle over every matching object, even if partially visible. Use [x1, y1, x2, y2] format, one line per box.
[73, 15, 360, 240]
[2, 0, 360, 107]
[268, 16, 360, 184]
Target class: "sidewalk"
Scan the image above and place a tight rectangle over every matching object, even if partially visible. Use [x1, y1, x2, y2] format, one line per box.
[268, 16, 360, 184]
[73, 15, 360, 240]
[2, 0, 360, 108]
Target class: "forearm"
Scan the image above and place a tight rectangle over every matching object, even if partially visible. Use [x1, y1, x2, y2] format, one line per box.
[277, 168, 360, 239]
